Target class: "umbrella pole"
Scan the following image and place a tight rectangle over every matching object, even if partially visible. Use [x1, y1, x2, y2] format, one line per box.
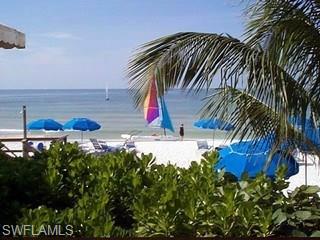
[304, 152, 308, 185]
[212, 130, 215, 148]
[81, 132, 83, 143]
[22, 105, 28, 158]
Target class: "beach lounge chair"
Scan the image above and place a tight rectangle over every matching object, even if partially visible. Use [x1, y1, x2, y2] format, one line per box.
[121, 130, 142, 141]
[197, 140, 210, 150]
[100, 141, 125, 152]
[89, 138, 124, 154]
[125, 140, 135, 148]
[197, 140, 214, 154]
[89, 138, 105, 151]
[124, 140, 137, 153]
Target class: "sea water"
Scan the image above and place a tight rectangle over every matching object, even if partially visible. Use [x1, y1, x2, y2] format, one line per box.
[0, 89, 230, 139]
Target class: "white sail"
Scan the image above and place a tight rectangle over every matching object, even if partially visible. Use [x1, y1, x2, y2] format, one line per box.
[105, 85, 109, 101]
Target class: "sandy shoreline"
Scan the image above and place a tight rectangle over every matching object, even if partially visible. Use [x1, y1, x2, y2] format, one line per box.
[1, 137, 319, 192]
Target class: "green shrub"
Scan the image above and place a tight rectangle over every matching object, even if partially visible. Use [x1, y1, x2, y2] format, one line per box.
[0, 154, 49, 224]
[19, 142, 156, 236]
[1, 142, 320, 237]
[132, 152, 287, 237]
[273, 185, 320, 236]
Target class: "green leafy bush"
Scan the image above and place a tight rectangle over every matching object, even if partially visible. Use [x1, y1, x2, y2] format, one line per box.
[0, 154, 49, 224]
[1, 142, 320, 237]
[19, 142, 155, 236]
[273, 185, 320, 236]
[132, 153, 287, 237]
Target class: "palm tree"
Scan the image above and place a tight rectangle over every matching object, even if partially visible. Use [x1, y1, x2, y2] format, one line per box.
[128, 0, 320, 161]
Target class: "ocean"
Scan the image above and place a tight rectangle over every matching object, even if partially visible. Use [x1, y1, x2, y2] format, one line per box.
[0, 89, 228, 140]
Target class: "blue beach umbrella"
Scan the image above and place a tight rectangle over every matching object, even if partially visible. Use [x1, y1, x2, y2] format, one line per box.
[63, 118, 101, 141]
[215, 138, 299, 180]
[194, 118, 235, 131]
[194, 118, 235, 145]
[27, 119, 63, 131]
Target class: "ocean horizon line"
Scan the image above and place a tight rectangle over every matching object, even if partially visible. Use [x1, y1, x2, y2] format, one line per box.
[0, 88, 127, 90]
[0, 87, 221, 91]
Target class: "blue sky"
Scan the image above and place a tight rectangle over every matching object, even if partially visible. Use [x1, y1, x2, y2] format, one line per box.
[0, 0, 245, 89]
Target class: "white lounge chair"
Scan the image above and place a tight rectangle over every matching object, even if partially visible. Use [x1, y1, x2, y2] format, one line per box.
[196, 140, 215, 155]
[124, 140, 137, 153]
[90, 138, 104, 151]
[89, 138, 125, 154]
[197, 140, 210, 150]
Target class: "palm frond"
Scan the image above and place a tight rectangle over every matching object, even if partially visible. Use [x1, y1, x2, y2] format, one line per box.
[127, 1, 320, 160]
[200, 87, 320, 156]
[245, 0, 320, 96]
[128, 32, 320, 124]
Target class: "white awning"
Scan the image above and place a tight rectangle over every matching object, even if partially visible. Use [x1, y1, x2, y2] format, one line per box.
[0, 23, 25, 49]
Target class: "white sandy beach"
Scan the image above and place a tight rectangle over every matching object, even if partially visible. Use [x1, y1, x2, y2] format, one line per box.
[121, 139, 319, 192]
[2, 137, 319, 192]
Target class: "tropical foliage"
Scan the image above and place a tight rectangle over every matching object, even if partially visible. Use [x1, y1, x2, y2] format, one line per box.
[0, 154, 49, 224]
[128, 0, 320, 157]
[1, 143, 320, 237]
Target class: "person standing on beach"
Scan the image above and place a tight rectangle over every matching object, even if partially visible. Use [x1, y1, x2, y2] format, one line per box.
[179, 123, 184, 141]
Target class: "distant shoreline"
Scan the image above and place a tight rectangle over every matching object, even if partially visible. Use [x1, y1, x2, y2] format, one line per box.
[0, 89, 229, 139]
[0, 88, 221, 91]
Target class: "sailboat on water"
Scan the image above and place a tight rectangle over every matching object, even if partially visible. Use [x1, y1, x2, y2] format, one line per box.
[143, 77, 174, 136]
[105, 85, 109, 101]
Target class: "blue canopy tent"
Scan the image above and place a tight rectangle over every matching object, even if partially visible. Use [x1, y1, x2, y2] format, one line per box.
[27, 119, 63, 131]
[63, 118, 101, 141]
[194, 118, 235, 146]
[215, 138, 299, 180]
